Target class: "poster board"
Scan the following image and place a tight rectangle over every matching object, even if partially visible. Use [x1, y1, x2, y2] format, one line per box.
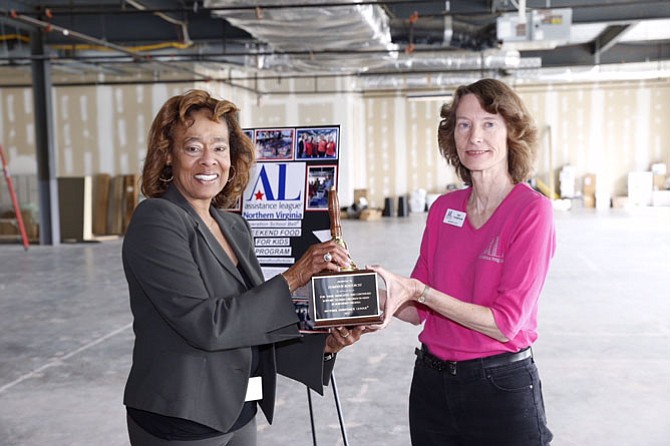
[235, 125, 341, 330]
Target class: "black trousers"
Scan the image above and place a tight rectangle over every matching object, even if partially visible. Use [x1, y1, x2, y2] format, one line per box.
[127, 415, 257, 446]
[409, 349, 553, 446]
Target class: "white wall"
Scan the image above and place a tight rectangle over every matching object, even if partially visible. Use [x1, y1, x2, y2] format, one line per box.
[1, 77, 669, 211]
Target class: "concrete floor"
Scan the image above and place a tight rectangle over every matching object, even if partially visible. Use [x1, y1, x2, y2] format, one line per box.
[0, 207, 668, 446]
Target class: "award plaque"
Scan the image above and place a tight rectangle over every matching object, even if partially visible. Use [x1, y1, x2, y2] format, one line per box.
[310, 187, 383, 328]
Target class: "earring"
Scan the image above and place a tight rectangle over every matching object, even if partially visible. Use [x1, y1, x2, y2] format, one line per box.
[159, 164, 174, 183]
[227, 166, 236, 184]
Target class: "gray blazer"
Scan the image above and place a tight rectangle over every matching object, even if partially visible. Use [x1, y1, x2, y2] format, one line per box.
[122, 185, 334, 433]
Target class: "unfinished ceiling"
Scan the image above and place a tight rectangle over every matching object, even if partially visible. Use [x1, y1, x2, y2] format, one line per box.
[1, 0, 669, 94]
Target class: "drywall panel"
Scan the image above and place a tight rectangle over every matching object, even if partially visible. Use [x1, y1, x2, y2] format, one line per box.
[1, 78, 668, 216]
[518, 80, 670, 198]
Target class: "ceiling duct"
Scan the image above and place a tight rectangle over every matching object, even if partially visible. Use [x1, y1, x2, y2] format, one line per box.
[204, 1, 518, 76]
[390, 13, 497, 51]
[359, 49, 535, 91]
[205, 0, 398, 72]
[391, 49, 523, 71]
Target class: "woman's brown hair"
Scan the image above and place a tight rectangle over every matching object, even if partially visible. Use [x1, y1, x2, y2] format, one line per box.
[437, 78, 538, 184]
[141, 89, 255, 208]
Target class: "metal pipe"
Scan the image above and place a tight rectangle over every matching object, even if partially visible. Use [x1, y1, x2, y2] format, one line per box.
[0, 41, 520, 66]
[7, 10, 144, 60]
[3, 9, 211, 80]
[41, 1, 442, 16]
[124, 0, 192, 45]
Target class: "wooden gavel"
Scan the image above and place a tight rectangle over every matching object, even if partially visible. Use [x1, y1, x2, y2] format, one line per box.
[327, 186, 357, 271]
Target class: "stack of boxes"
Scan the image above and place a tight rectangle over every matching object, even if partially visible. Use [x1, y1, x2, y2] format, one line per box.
[582, 173, 597, 208]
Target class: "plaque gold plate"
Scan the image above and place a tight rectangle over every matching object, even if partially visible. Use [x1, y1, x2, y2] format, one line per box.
[311, 187, 383, 327]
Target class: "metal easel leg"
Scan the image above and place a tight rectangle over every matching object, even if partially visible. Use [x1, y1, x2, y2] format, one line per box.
[307, 387, 318, 446]
[331, 372, 350, 446]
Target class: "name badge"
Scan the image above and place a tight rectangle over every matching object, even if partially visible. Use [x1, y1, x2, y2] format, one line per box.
[245, 376, 263, 401]
[443, 209, 466, 227]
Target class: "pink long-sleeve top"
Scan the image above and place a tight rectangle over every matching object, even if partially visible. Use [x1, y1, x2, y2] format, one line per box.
[411, 183, 556, 361]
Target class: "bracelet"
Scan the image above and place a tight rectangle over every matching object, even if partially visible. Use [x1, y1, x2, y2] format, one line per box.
[417, 284, 430, 304]
[324, 352, 336, 362]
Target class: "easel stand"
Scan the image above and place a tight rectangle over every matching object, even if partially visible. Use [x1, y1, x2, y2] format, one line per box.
[0, 143, 29, 250]
[306, 372, 350, 446]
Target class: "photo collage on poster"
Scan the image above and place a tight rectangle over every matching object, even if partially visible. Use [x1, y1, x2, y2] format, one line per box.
[237, 126, 340, 217]
[236, 126, 340, 332]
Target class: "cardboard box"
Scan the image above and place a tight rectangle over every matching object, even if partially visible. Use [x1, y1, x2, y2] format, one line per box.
[0, 219, 16, 235]
[582, 173, 596, 197]
[353, 189, 368, 204]
[58, 176, 94, 241]
[651, 163, 667, 191]
[652, 190, 670, 207]
[559, 165, 577, 198]
[653, 174, 667, 191]
[0, 210, 39, 241]
[612, 196, 628, 209]
[583, 195, 595, 208]
[359, 208, 382, 221]
[628, 172, 653, 207]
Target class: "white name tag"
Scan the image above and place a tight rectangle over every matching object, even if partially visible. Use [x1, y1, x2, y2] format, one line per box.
[245, 376, 263, 402]
[444, 209, 466, 227]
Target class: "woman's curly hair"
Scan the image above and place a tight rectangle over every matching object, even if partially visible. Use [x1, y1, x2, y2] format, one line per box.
[141, 89, 255, 208]
[437, 78, 538, 184]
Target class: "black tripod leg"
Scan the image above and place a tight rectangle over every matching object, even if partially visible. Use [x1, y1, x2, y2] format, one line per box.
[307, 386, 318, 446]
[331, 372, 350, 446]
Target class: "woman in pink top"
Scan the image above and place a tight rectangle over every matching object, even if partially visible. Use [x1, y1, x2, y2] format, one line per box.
[374, 79, 555, 445]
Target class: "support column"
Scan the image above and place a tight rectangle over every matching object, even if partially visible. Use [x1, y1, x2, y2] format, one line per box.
[31, 29, 60, 245]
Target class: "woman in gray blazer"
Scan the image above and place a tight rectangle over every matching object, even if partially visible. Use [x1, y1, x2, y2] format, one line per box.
[122, 90, 362, 445]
